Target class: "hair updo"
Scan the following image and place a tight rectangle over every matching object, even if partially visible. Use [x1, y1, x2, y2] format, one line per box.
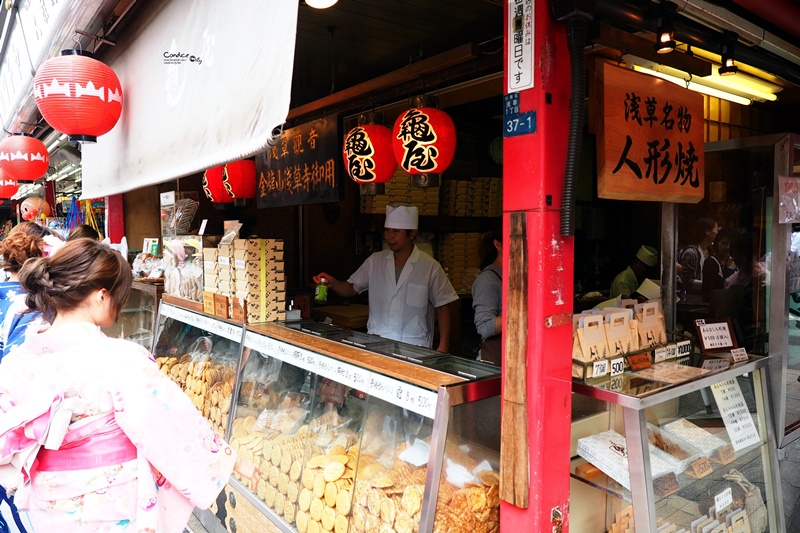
[0, 222, 48, 273]
[19, 239, 132, 323]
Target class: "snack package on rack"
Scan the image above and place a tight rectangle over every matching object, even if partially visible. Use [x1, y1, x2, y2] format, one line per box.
[132, 252, 164, 280]
[635, 300, 667, 348]
[603, 309, 634, 357]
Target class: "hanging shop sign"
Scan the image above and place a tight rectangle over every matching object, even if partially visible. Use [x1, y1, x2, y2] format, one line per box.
[506, 0, 534, 93]
[596, 62, 704, 203]
[256, 115, 342, 208]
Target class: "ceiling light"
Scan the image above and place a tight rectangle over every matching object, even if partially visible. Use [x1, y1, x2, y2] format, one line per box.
[718, 33, 738, 76]
[305, 0, 337, 8]
[631, 64, 752, 106]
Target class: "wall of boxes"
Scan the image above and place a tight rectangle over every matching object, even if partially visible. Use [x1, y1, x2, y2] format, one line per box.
[203, 238, 287, 323]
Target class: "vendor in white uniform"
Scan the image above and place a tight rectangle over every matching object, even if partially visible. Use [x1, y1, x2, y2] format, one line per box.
[313, 205, 458, 352]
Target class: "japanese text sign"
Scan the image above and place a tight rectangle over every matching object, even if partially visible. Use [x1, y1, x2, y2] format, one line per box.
[256, 115, 342, 208]
[596, 62, 704, 203]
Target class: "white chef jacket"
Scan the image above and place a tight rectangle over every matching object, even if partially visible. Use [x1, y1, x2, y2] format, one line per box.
[348, 245, 459, 348]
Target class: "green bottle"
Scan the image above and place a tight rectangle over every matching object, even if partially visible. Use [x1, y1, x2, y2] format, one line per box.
[315, 277, 328, 303]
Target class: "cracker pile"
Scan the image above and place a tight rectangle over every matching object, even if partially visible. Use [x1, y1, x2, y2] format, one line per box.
[432, 470, 500, 533]
[351, 460, 428, 533]
[157, 355, 235, 436]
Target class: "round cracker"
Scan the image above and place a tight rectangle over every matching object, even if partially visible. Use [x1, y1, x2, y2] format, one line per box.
[329, 454, 349, 465]
[302, 468, 316, 490]
[323, 461, 345, 482]
[324, 481, 337, 507]
[298, 487, 313, 512]
[334, 513, 349, 533]
[307, 519, 321, 533]
[328, 444, 347, 456]
[296, 510, 309, 533]
[290, 459, 303, 482]
[322, 506, 336, 531]
[310, 497, 324, 521]
[307, 454, 331, 469]
[313, 472, 326, 498]
[335, 488, 351, 515]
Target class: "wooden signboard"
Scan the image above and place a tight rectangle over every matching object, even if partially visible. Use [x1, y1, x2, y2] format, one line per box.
[596, 61, 704, 203]
[256, 115, 342, 208]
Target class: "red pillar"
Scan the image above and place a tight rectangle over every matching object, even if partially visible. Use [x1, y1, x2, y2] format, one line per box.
[500, 0, 574, 531]
[106, 194, 125, 243]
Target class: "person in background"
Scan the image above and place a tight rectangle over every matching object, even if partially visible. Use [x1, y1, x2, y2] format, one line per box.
[0, 239, 256, 532]
[67, 224, 100, 241]
[702, 226, 739, 302]
[313, 204, 458, 351]
[472, 226, 502, 364]
[679, 217, 719, 303]
[609, 245, 658, 299]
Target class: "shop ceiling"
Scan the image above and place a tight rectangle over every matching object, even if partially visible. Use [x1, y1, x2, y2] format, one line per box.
[4, 0, 800, 199]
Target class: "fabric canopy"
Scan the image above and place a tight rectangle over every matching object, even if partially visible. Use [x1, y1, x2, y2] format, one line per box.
[82, 0, 298, 199]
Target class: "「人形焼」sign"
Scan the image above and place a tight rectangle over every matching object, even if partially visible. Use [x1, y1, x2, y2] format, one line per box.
[256, 115, 342, 208]
[596, 62, 704, 203]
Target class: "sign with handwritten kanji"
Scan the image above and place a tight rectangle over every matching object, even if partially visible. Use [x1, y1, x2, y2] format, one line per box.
[256, 115, 342, 208]
[596, 62, 704, 203]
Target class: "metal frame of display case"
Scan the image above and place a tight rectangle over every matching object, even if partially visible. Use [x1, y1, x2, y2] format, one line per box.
[572, 357, 784, 532]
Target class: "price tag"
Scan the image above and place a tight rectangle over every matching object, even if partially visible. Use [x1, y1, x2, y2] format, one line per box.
[689, 457, 713, 478]
[677, 340, 692, 358]
[592, 360, 608, 378]
[713, 444, 736, 465]
[202, 292, 215, 315]
[609, 376, 624, 392]
[701, 358, 731, 372]
[711, 379, 761, 451]
[199, 219, 208, 236]
[730, 347, 748, 363]
[203, 260, 216, 271]
[160, 191, 175, 206]
[218, 256, 230, 267]
[654, 346, 668, 363]
[609, 358, 625, 376]
[234, 259, 246, 270]
[626, 352, 652, 370]
[715, 487, 733, 514]
[664, 343, 677, 360]
[695, 318, 706, 326]
[244, 331, 276, 355]
[366, 373, 437, 419]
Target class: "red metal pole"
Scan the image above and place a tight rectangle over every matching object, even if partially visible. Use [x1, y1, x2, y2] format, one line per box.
[500, 0, 574, 531]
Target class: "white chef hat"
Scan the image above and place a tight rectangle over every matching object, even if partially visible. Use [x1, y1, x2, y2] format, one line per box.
[385, 204, 418, 230]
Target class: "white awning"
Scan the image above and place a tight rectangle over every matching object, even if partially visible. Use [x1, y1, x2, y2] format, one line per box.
[81, 0, 298, 199]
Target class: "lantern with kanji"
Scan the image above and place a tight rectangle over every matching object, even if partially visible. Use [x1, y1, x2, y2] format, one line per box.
[343, 117, 396, 195]
[392, 98, 456, 187]
[0, 134, 50, 182]
[33, 49, 123, 143]
[223, 159, 257, 199]
[0, 169, 19, 199]
[202, 166, 234, 203]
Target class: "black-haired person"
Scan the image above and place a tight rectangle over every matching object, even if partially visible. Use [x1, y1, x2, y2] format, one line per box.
[679, 217, 719, 303]
[0, 239, 256, 532]
[472, 227, 502, 364]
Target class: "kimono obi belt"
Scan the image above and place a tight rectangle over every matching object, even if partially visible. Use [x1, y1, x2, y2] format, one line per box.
[37, 415, 137, 472]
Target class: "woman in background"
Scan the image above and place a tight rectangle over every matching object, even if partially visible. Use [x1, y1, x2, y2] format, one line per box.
[67, 224, 100, 241]
[472, 226, 502, 364]
[702, 226, 739, 302]
[0, 239, 255, 532]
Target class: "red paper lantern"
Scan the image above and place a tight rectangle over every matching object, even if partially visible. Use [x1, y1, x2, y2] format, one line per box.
[202, 166, 234, 203]
[392, 107, 456, 174]
[343, 124, 396, 184]
[0, 134, 50, 182]
[223, 160, 256, 199]
[0, 169, 19, 199]
[33, 49, 123, 143]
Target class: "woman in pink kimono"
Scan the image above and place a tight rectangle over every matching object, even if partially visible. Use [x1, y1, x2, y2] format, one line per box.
[0, 239, 256, 532]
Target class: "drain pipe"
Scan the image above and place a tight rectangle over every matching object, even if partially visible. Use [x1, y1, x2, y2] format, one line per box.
[550, 0, 594, 236]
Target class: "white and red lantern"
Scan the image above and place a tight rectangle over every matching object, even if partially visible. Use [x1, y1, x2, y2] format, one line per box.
[0, 169, 19, 199]
[202, 166, 234, 203]
[0, 134, 49, 182]
[223, 160, 257, 199]
[33, 50, 123, 143]
[392, 106, 456, 174]
[343, 123, 396, 185]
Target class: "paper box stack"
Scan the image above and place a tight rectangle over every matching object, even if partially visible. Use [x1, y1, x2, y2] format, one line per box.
[439, 177, 502, 217]
[438, 232, 481, 292]
[231, 238, 287, 323]
[360, 169, 440, 216]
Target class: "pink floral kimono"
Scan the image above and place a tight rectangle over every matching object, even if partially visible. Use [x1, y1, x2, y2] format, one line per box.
[0, 322, 236, 532]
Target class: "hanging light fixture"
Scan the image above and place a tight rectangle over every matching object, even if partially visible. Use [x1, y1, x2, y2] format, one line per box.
[718, 32, 739, 76]
[654, 3, 676, 54]
[305, 0, 338, 8]
[0, 134, 50, 182]
[33, 49, 124, 143]
[0, 169, 20, 200]
[343, 113, 396, 196]
[392, 96, 456, 188]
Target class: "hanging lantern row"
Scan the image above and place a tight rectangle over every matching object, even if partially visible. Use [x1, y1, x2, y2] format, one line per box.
[33, 49, 124, 143]
[0, 134, 50, 182]
[0, 169, 19, 199]
[342, 102, 456, 191]
[203, 159, 256, 203]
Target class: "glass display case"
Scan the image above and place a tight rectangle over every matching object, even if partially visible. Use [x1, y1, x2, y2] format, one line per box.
[225, 321, 501, 533]
[571, 356, 782, 532]
[151, 302, 244, 438]
[103, 281, 163, 348]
